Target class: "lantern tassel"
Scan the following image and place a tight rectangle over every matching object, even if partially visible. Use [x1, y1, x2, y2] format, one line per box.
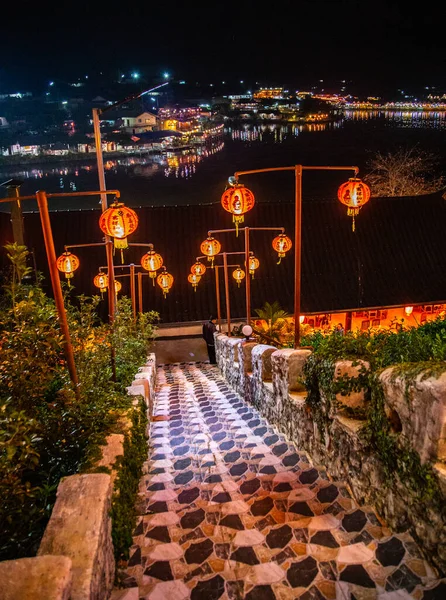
[235, 221, 239, 237]
[277, 256, 282, 265]
[121, 249, 124, 264]
[352, 215, 356, 232]
[152, 278, 155, 287]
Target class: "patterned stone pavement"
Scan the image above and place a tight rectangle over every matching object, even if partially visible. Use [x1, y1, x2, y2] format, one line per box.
[122, 362, 445, 599]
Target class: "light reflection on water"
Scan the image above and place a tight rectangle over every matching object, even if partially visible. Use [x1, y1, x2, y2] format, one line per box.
[2, 113, 446, 185]
[2, 112, 446, 211]
[0, 141, 226, 184]
[344, 110, 446, 129]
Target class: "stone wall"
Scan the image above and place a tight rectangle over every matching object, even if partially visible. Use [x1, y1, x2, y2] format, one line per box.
[215, 334, 446, 575]
[38, 473, 115, 600]
[0, 354, 156, 600]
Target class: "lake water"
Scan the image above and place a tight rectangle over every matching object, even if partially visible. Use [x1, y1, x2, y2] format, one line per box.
[2, 110, 446, 213]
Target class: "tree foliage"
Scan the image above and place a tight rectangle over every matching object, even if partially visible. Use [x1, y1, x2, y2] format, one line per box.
[364, 146, 446, 197]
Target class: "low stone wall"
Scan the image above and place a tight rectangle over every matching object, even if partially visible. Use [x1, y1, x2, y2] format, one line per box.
[38, 473, 115, 600]
[0, 354, 156, 600]
[215, 334, 446, 575]
[0, 555, 72, 600]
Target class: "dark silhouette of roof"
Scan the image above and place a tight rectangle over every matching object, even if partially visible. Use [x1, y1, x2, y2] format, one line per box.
[1, 189, 446, 323]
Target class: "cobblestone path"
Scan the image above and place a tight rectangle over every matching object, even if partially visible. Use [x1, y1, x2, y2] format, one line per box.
[123, 362, 445, 599]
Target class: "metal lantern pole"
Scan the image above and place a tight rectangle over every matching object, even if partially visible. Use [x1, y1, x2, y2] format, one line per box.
[36, 190, 79, 397]
[196, 252, 244, 336]
[0, 188, 121, 394]
[138, 271, 143, 313]
[215, 265, 222, 331]
[92, 108, 116, 322]
[130, 264, 136, 321]
[92, 82, 168, 320]
[232, 165, 359, 348]
[222, 252, 231, 335]
[208, 226, 286, 327]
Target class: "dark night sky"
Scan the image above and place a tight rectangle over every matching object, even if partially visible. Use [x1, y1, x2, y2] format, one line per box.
[2, 0, 446, 96]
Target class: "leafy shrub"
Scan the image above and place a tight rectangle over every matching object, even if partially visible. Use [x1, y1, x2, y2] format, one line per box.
[0, 245, 158, 560]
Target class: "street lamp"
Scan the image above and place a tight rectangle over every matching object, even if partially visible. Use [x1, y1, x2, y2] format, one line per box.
[92, 81, 169, 317]
[0, 188, 120, 397]
[193, 252, 244, 335]
[227, 165, 370, 348]
[206, 225, 290, 327]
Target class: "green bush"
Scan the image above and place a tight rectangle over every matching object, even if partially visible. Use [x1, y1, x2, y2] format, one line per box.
[0, 244, 158, 560]
[301, 319, 446, 505]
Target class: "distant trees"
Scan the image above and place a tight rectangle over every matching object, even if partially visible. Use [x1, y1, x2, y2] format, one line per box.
[364, 146, 446, 197]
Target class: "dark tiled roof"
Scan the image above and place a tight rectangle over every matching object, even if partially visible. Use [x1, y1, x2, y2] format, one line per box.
[1, 190, 446, 323]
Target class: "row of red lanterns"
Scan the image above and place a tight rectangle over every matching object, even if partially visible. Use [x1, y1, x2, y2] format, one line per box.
[56, 200, 174, 297]
[198, 232, 293, 268]
[188, 256, 261, 291]
[220, 177, 371, 232]
[56, 246, 174, 297]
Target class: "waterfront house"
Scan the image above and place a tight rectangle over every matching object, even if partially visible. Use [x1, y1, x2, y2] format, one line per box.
[117, 111, 158, 134]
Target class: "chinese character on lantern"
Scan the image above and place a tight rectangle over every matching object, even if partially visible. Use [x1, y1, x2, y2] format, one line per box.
[248, 254, 260, 278]
[141, 246, 163, 286]
[188, 273, 201, 291]
[93, 272, 109, 295]
[200, 236, 221, 267]
[272, 233, 292, 264]
[98, 200, 138, 262]
[337, 177, 371, 231]
[221, 182, 255, 235]
[56, 251, 80, 286]
[190, 261, 206, 276]
[232, 267, 246, 288]
[157, 267, 174, 298]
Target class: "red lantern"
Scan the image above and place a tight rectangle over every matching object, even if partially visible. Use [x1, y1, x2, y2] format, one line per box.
[141, 248, 163, 286]
[272, 233, 292, 264]
[221, 183, 255, 235]
[56, 251, 80, 286]
[337, 177, 371, 231]
[188, 273, 201, 291]
[200, 236, 221, 267]
[191, 261, 206, 276]
[98, 201, 138, 260]
[232, 267, 245, 288]
[93, 272, 108, 295]
[114, 280, 122, 294]
[248, 254, 260, 278]
[157, 268, 174, 298]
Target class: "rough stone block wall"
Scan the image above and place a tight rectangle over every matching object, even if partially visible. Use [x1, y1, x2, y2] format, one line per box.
[38, 473, 115, 600]
[380, 368, 446, 463]
[134, 352, 157, 413]
[215, 335, 446, 575]
[0, 555, 72, 600]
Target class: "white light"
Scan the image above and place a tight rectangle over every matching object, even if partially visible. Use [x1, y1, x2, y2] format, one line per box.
[240, 80, 244, 84]
[242, 324, 253, 338]
[163, 72, 169, 79]
[49, 81, 54, 86]
[132, 72, 139, 79]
